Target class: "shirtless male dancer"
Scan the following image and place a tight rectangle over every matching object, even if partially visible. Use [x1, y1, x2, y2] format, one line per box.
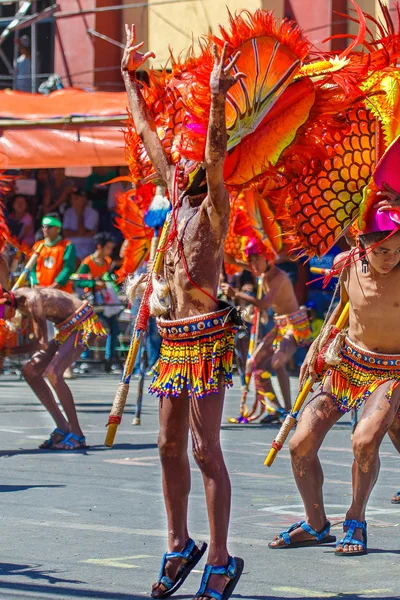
[222, 238, 313, 419]
[122, 25, 244, 600]
[269, 196, 400, 555]
[0, 286, 106, 450]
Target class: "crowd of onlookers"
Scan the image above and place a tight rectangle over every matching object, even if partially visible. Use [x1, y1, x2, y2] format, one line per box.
[3, 167, 133, 374]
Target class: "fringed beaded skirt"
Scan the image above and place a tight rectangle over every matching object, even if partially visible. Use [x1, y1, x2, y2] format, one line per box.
[322, 337, 400, 412]
[273, 308, 313, 350]
[55, 301, 107, 349]
[149, 305, 237, 399]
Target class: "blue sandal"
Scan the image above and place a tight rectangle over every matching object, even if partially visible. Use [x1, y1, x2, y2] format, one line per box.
[54, 433, 87, 450]
[39, 428, 67, 449]
[268, 520, 336, 549]
[195, 556, 244, 600]
[151, 538, 207, 599]
[391, 491, 400, 504]
[335, 520, 367, 556]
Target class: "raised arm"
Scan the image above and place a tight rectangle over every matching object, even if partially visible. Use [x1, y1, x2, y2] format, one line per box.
[205, 43, 245, 215]
[121, 25, 173, 190]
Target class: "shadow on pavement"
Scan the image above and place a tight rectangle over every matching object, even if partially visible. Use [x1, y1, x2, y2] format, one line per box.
[0, 485, 65, 493]
[0, 562, 82, 584]
[233, 596, 400, 600]
[0, 578, 148, 599]
[0, 443, 157, 458]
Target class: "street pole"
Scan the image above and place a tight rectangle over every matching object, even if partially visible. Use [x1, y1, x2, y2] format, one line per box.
[31, 1, 37, 92]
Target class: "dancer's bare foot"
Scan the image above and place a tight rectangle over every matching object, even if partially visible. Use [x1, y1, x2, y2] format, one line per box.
[269, 520, 335, 548]
[335, 520, 367, 555]
[391, 490, 400, 504]
[39, 428, 68, 449]
[151, 541, 205, 598]
[53, 432, 86, 450]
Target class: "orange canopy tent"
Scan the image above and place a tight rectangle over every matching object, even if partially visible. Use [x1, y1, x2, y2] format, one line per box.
[0, 88, 128, 169]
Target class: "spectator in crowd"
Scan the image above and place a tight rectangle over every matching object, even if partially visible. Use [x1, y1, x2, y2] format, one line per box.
[85, 167, 117, 231]
[63, 186, 99, 260]
[30, 214, 76, 293]
[13, 35, 32, 93]
[41, 169, 74, 216]
[76, 232, 120, 370]
[11, 194, 35, 247]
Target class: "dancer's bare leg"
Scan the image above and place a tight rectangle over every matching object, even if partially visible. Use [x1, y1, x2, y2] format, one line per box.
[271, 335, 298, 413]
[337, 384, 400, 553]
[269, 379, 342, 547]
[388, 411, 400, 502]
[151, 389, 191, 598]
[22, 342, 69, 438]
[190, 382, 231, 598]
[46, 334, 87, 445]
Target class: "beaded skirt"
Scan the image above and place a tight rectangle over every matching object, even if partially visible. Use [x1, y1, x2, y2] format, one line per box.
[149, 305, 237, 399]
[273, 308, 313, 350]
[55, 301, 107, 349]
[322, 337, 400, 412]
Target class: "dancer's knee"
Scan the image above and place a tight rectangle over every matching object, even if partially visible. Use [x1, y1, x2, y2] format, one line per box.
[22, 362, 38, 383]
[192, 438, 222, 472]
[352, 424, 382, 467]
[46, 366, 63, 388]
[158, 431, 187, 462]
[289, 430, 315, 460]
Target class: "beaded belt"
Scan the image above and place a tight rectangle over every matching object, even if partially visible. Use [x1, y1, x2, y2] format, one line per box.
[156, 306, 236, 341]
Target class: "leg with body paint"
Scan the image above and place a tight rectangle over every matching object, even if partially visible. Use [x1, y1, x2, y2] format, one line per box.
[269, 377, 342, 547]
[189, 380, 238, 600]
[388, 408, 400, 503]
[22, 341, 70, 444]
[151, 388, 193, 598]
[270, 334, 298, 413]
[336, 383, 400, 553]
[251, 331, 282, 417]
[47, 333, 89, 448]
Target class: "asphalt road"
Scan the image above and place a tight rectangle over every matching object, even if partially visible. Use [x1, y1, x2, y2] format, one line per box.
[0, 372, 398, 600]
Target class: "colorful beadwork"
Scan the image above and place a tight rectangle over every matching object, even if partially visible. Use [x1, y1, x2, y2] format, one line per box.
[55, 301, 107, 349]
[322, 338, 400, 412]
[272, 308, 313, 350]
[149, 306, 237, 399]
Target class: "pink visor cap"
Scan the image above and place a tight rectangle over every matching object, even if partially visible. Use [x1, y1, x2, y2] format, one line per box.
[363, 206, 400, 235]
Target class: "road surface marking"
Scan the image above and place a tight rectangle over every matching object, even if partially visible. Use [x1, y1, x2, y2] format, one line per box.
[83, 555, 152, 569]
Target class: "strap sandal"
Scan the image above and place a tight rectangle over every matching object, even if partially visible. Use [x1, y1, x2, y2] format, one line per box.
[39, 428, 67, 449]
[335, 520, 367, 556]
[195, 556, 244, 600]
[391, 491, 400, 504]
[268, 520, 336, 549]
[151, 538, 207, 599]
[54, 432, 87, 450]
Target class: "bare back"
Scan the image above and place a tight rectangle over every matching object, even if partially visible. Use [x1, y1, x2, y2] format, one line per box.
[342, 251, 400, 353]
[15, 287, 83, 325]
[164, 194, 229, 319]
[263, 266, 299, 316]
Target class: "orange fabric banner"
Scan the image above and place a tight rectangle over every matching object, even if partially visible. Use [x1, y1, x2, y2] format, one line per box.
[0, 89, 128, 169]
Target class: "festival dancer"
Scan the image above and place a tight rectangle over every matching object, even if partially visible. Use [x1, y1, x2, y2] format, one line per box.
[1, 286, 106, 449]
[122, 24, 244, 600]
[221, 238, 313, 421]
[268, 192, 400, 555]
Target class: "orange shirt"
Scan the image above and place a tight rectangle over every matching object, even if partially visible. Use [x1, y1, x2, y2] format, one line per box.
[79, 254, 112, 279]
[33, 239, 74, 293]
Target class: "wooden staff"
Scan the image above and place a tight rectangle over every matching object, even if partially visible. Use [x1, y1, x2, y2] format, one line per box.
[228, 276, 263, 423]
[264, 301, 349, 466]
[105, 220, 170, 447]
[12, 243, 44, 291]
[132, 232, 160, 426]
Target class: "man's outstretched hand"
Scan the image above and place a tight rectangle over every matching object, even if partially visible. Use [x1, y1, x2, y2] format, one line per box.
[210, 42, 246, 97]
[121, 24, 155, 76]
